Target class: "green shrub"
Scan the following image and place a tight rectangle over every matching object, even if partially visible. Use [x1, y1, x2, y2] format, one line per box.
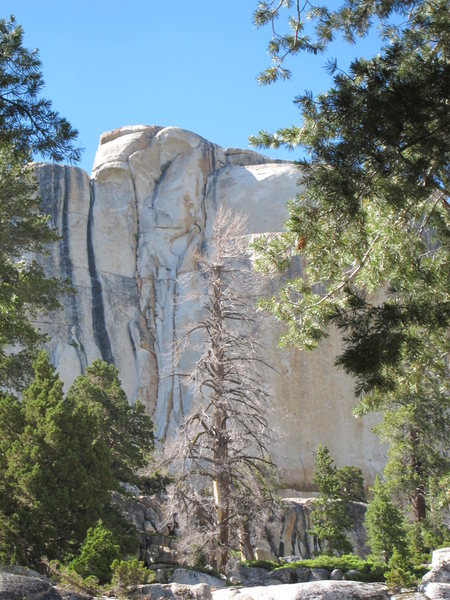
[45, 560, 101, 597]
[70, 520, 120, 584]
[272, 553, 387, 582]
[110, 558, 154, 593]
[384, 548, 415, 588]
[239, 559, 279, 571]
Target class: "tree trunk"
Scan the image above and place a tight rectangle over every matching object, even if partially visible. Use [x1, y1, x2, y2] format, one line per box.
[412, 490, 426, 521]
[239, 522, 254, 561]
[410, 428, 426, 521]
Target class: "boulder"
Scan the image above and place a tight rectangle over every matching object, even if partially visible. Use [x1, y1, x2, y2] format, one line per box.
[170, 568, 226, 589]
[0, 572, 62, 600]
[0, 564, 51, 582]
[422, 548, 450, 585]
[212, 580, 391, 599]
[309, 568, 330, 581]
[331, 568, 344, 580]
[421, 582, 450, 599]
[419, 547, 450, 599]
[57, 591, 92, 600]
[294, 567, 311, 582]
[265, 497, 368, 560]
[237, 565, 271, 585]
[266, 568, 297, 584]
[129, 582, 212, 598]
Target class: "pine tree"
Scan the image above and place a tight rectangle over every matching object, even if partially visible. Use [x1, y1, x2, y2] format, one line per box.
[0, 352, 114, 565]
[66, 360, 154, 486]
[0, 354, 156, 566]
[70, 521, 120, 584]
[0, 16, 80, 389]
[0, 17, 79, 162]
[251, 0, 449, 522]
[309, 445, 353, 555]
[364, 476, 408, 564]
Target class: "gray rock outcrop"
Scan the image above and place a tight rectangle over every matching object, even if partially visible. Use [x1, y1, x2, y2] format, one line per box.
[420, 547, 450, 599]
[35, 124, 385, 488]
[212, 580, 391, 599]
[170, 568, 226, 589]
[0, 571, 62, 600]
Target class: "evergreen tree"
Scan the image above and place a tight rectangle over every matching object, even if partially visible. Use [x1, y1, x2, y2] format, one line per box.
[0, 16, 79, 161]
[66, 360, 154, 486]
[0, 354, 155, 567]
[0, 16, 80, 389]
[70, 521, 120, 584]
[364, 476, 408, 564]
[0, 352, 114, 565]
[251, 0, 449, 521]
[309, 445, 353, 555]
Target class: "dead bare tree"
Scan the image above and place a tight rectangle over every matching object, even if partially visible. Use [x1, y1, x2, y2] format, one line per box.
[163, 206, 279, 572]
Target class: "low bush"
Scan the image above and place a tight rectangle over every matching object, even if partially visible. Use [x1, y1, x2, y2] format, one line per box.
[273, 554, 387, 582]
[239, 559, 279, 571]
[70, 520, 120, 584]
[110, 558, 154, 593]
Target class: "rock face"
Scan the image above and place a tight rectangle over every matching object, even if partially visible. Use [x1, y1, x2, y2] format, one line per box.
[212, 580, 391, 600]
[35, 124, 384, 487]
[419, 547, 450, 599]
[0, 571, 62, 600]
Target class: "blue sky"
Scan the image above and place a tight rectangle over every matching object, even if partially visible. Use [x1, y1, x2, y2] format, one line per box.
[3, 1, 383, 174]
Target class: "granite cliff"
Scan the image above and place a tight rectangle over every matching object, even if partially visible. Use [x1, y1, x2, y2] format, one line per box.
[35, 125, 384, 487]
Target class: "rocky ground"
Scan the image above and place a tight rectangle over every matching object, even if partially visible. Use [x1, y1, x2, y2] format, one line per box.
[0, 548, 448, 600]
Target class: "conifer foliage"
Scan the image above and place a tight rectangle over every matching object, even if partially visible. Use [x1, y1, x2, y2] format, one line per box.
[252, 0, 449, 523]
[0, 352, 113, 565]
[67, 360, 154, 486]
[0, 353, 154, 567]
[0, 16, 80, 389]
[309, 445, 365, 555]
[364, 476, 408, 564]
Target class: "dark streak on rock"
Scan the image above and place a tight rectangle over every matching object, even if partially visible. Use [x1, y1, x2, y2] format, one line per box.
[87, 181, 114, 363]
[127, 323, 137, 365]
[61, 168, 80, 329]
[151, 160, 173, 216]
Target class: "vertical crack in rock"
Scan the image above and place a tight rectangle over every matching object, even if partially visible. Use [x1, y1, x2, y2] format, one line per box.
[87, 181, 114, 363]
[127, 161, 141, 381]
[61, 168, 86, 370]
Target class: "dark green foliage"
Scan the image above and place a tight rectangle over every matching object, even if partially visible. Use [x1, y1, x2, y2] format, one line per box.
[0, 352, 114, 565]
[384, 548, 415, 587]
[110, 558, 154, 592]
[274, 554, 387, 582]
[364, 476, 408, 564]
[239, 559, 279, 571]
[0, 148, 68, 389]
[309, 445, 359, 555]
[338, 466, 366, 503]
[66, 360, 154, 486]
[0, 353, 154, 567]
[0, 16, 80, 390]
[70, 521, 120, 585]
[0, 17, 80, 162]
[407, 475, 450, 560]
[252, 0, 449, 524]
